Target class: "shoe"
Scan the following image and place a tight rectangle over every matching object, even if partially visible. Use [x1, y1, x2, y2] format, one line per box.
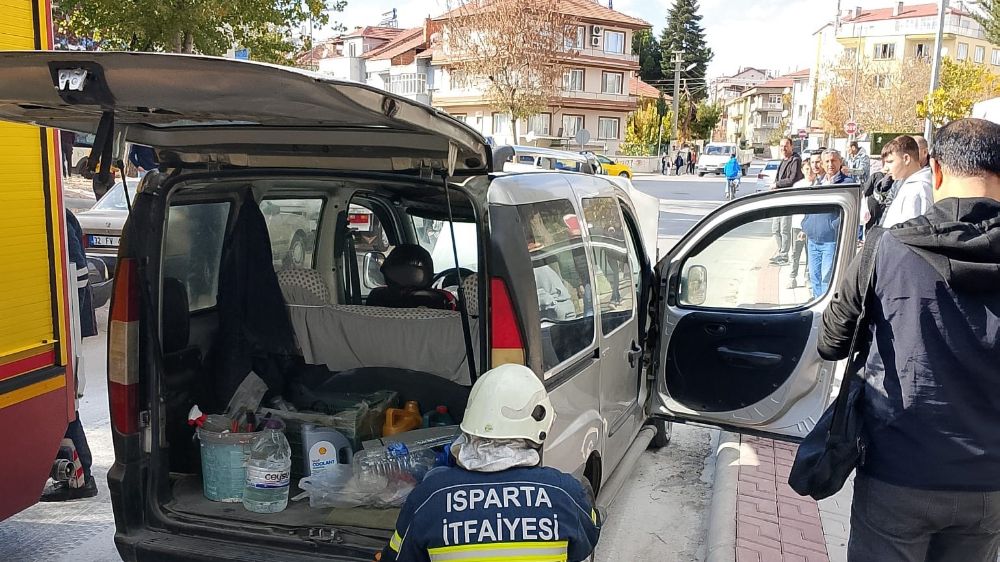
[769, 256, 789, 264]
[787, 278, 797, 289]
[39, 476, 98, 502]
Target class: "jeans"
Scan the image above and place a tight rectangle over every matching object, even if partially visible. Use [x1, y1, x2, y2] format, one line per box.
[789, 228, 806, 278]
[65, 412, 93, 479]
[807, 240, 836, 298]
[772, 215, 792, 257]
[849, 473, 1000, 562]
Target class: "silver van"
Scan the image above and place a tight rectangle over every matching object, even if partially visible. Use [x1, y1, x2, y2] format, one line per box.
[0, 52, 861, 561]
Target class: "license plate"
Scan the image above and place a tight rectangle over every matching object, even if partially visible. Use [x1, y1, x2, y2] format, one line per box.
[89, 235, 120, 247]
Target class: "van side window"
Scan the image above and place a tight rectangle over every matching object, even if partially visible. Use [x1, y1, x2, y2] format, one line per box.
[260, 198, 323, 271]
[163, 202, 230, 311]
[582, 198, 634, 334]
[351, 202, 396, 297]
[515, 199, 595, 372]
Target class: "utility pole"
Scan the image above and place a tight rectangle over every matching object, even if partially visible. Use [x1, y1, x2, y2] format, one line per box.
[925, 0, 949, 141]
[671, 50, 683, 145]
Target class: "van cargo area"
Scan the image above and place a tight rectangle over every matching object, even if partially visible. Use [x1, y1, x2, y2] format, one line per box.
[147, 173, 484, 555]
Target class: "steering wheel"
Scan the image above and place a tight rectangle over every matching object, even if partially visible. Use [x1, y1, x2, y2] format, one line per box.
[431, 268, 475, 289]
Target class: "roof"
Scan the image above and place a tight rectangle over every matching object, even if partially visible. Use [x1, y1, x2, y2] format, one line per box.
[343, 26, 406, 41]
[786, 68, 810, 79]
[759, 77, 793, 88]
[435, 0, 650, 29]
[364, 27, 425, 61]
[630, 77, 662, 99]
[843, 2, 968, 23]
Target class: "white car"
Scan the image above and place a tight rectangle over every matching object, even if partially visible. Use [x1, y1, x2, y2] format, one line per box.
[755, 159, 781, 191]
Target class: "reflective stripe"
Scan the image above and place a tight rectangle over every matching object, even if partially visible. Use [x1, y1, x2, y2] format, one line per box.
[590, 509, 597, 524]
[389, 531, 403, 552]
[428, 541, 568, 562]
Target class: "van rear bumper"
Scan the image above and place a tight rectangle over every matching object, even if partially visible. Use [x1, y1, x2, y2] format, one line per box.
[115, 530, 363, 562]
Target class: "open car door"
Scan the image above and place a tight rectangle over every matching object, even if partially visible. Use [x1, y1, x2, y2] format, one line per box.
[651, 186, 860, 441]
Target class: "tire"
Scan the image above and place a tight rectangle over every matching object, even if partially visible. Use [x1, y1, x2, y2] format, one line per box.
[698, 172, 705, 177]
[648, 418, 673, 449]
[75, 156, 89, 177]
[285, 233, 307, 268]
[618, 171, 630, 178]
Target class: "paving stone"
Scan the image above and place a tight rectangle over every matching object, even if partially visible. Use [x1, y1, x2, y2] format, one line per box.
[738, 539, 786, 562]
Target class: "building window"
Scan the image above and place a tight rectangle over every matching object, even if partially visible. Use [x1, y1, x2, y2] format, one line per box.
[450, 70, 470, 90]
[604, 30, 625, 54]
[914, 43, 930, 59]
[797, 105, 806, 117]
[768, 94, 782, 105]
[975, 45, 986, 64]
[873, 43, 896, 60]
[348, 42, 357, 57]
[452, 114, 467, 123]
[844, 47, 858, 61]
[992, 49, 1000, 66]
[764, 115, 780, 127]
[565, 25, 586, 49]
[598, 117, 620, 140]
[957, 42, 969, 60]
[528, 113, 551, 136]
[561, 114, 584, 137]
[601, 72, 623, 94]
[563, 69, 584, 91]
[873, 74, 890, 89]
[492, 112, 511, 136]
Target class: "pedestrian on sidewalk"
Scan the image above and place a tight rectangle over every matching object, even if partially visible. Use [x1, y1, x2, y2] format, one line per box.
[788, 159, 816, 289]
[686, 149, 696, 174]
[878, 135, 933, 228]
[769, 138, 804, 265]
[660, 153, 667, 174]
[819, 118, 1000, 562]
[845, 141, 871, 184]
[674, 151, 684, 176]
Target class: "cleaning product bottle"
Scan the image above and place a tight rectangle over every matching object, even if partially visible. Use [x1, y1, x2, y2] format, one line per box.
[301, 424, 353, 476]
[243, 420, 292, 513]
[383, 400, 422, 437]
[422, 405, 456, 428]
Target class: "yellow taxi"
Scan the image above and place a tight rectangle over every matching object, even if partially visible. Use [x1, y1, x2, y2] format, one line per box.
[588, 153, 633, 178]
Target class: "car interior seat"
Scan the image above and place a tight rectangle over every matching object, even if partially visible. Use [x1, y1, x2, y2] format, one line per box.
[276, 268, 330, 306]
[161, 277, 206, 472]
[366, 244, 456, 310]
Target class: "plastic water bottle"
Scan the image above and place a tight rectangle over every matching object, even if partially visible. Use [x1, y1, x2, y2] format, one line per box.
[243, 424, 292, 513]
[353, 442, 438, 491]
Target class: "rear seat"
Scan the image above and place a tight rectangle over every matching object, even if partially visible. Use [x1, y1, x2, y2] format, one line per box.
[277, 268, 478, 384]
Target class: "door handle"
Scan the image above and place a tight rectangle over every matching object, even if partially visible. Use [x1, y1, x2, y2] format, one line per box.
[704, 323, 727, 336]
[626, 341, 641, 368]
[717, 346, 783, 368]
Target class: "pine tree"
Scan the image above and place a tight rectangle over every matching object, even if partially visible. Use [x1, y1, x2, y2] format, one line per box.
[659, 0, 713, 102]
[632, 29, 664, 84]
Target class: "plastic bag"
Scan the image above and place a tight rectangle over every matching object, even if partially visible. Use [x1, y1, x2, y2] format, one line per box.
[295, 466, 416, 509]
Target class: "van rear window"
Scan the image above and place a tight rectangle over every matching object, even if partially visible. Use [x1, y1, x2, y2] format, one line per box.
[163, 202, 230, 311]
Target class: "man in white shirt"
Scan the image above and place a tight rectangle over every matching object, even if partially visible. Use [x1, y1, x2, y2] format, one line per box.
[880, 135, 933, 227]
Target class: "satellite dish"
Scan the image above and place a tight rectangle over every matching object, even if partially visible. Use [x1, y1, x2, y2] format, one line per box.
[574, 129, 591, 147]
[524, 130, 538, 144]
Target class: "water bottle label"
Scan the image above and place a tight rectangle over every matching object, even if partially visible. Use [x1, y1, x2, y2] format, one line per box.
[386, 442, 410, 457]
[246, 465, 290, 489]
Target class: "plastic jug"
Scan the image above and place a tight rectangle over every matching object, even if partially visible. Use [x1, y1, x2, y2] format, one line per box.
[383, 401, 422, 437]
[422, 405, 455, 428]
[301, 424, 354, 477]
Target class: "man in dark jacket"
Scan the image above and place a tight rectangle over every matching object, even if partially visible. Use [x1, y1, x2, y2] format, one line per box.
[769, 138, 805, 264]
[818, 118, 1000, 561]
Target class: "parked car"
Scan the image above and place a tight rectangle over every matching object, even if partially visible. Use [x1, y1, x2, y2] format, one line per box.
[755, 159, 781, 191]
[0, 52, 862, 562]
[585, 152, 633, 178]
[75, 179, 136, 307]
[506, 145, 603, 174]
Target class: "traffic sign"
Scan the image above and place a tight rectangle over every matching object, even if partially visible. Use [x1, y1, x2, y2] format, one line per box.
[844, 121, 858, 136]
[798, 129, 808, 140]
[574, 129, 591, 147]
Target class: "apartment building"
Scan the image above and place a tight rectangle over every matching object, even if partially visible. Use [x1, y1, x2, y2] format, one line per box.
[709, 67, 772, 104]
[429, 0, 650, 154]
[724, 76, 793, 149]
[295, 26, 406, 80]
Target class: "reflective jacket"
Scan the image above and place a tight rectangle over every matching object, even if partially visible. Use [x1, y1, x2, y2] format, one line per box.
[381, 465, 601, 562]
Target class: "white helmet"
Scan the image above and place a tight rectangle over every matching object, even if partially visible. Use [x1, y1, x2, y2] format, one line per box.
[460, 364, 555, 445]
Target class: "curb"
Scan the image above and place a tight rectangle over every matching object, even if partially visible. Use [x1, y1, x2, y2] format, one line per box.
[705, 431, 742, 562]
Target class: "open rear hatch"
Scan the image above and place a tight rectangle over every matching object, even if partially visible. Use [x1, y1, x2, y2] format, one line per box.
[0, 51, 491, 174]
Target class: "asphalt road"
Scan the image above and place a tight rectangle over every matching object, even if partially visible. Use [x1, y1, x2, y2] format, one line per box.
[0, 174, 727, 562]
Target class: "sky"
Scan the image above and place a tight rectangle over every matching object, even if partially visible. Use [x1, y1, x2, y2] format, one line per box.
[320, 0, 928, 79]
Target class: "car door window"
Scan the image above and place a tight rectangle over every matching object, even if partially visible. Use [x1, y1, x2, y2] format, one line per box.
[261, 198, 323, 271]
[350, 202, 396, 297]
[678, 206, 844, 309]
[515, 199, 595, 373]
[163, 202, 231, 311]
[581, 198, 634, 334]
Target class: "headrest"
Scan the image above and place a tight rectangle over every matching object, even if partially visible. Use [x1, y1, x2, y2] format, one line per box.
[381, 244, 434, 289]
[162, 277, 190, 354]
[277, 268, 330, 305]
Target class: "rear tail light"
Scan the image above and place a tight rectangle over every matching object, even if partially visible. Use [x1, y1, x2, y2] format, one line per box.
[490, 277, 526, 366]
[108, 258, 140, 435]
[81, 235, 88, 249]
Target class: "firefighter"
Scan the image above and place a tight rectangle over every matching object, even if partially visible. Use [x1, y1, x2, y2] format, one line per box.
[380, 364, 602, 561]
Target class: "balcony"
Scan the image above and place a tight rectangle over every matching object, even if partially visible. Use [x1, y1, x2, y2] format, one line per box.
[754, 102, 784, 112]
[560, 90, 637, 104]
[387, 73, 428, 96]
[569, 46, 640, 63]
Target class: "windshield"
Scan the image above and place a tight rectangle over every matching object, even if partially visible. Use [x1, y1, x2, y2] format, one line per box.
[92, 182, 134, 211]
[705, 145, 735, 156]
[596, 155, 613, 164]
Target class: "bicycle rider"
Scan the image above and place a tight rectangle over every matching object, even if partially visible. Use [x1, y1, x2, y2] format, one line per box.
[724, 153, 742, 199]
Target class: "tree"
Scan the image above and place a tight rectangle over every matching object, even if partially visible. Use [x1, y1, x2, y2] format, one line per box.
[443, 0, 570, 142]
[620, 102, 672, 156]
[659, 0, 713, 103]
[632, 29, 663, 84]
[691, 101, 722, 140]
[54, 0, 342, 63]
[817, 55, 931, 135]
[917, 58, 1000, 127]
[972, 1, 1000, 46]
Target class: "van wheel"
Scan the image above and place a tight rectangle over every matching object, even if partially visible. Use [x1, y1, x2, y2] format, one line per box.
[649, 419, 673, 449]
[75, 156, 89, 177]
[286, 233, 307, 268]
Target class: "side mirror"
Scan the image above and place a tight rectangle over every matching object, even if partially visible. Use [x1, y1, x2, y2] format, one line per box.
[362, 251, 386, 289]
[681, 265, 708, 306]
